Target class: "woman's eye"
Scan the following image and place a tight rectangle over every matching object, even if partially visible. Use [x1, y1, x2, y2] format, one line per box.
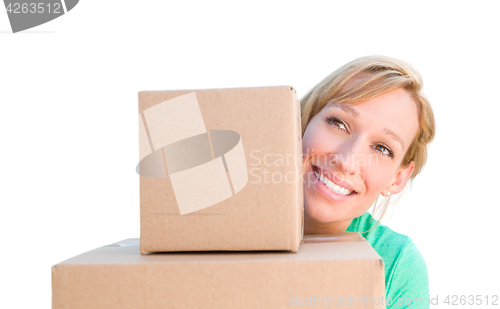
[374, 144, 394, 158]
[325, 116, 348, 132]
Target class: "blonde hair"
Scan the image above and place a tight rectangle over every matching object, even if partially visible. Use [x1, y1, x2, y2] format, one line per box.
[300, 55, 436, 226]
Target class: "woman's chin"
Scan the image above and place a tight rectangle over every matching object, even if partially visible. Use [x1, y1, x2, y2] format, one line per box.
[304, 201, 343, 225]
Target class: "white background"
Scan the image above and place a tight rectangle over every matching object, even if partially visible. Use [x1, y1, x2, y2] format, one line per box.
[1, 1, 499, 308]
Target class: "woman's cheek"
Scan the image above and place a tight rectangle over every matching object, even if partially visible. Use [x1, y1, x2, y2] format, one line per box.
[365, 161, 393, 193]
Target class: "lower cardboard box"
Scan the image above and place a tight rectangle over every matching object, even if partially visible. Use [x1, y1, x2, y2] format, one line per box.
[52, 233, 385, 308]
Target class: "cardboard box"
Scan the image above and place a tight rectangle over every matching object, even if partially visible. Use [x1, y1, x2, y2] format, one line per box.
[138, 86, 303, 253]
[52, 233, 385, 309]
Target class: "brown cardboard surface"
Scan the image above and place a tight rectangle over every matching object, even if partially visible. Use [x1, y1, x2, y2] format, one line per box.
[138, 86, 303, 253]
[52, 234, 385, 309]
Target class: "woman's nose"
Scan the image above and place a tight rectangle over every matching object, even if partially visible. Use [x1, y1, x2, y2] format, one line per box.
[333, 136, 364, 174]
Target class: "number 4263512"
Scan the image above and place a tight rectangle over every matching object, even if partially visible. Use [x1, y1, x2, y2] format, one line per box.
[5, 3, 62, 14]
[443, 295, 498, 306]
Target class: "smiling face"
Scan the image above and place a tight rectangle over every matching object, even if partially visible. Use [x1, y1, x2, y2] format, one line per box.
[302, 88, 419, 234]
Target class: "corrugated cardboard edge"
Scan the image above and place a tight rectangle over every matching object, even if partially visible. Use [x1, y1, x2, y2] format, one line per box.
[289, 86, 304, 253]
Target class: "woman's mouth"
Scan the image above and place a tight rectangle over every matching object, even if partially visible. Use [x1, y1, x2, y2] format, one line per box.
[313, 170, 353, 196]
[311, 166, 358, 198]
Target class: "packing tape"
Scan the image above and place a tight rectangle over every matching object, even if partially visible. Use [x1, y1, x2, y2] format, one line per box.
[136, 93, 248, 215]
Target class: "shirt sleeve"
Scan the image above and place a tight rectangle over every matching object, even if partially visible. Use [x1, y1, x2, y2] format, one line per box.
[385, 239, 429, 309]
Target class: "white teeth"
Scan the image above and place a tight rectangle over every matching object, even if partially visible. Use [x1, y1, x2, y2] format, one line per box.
[313, 169, 353, 196]
[327, 179, 334, 189]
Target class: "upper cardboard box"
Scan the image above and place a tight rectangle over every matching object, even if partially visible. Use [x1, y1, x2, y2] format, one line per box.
[138, 86, 303, 253]
[52, 234, 386, 309]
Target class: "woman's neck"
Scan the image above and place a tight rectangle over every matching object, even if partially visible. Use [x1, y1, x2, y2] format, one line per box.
[303, 215, 352, 235]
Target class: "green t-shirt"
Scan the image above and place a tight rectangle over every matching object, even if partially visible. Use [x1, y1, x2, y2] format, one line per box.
[347, 212, 429, 309]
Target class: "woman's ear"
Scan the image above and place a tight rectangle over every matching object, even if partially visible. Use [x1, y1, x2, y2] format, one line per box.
[382, 161, 415, 196]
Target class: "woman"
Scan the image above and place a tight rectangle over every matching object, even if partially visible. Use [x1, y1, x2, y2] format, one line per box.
[301, 56, 435, 308]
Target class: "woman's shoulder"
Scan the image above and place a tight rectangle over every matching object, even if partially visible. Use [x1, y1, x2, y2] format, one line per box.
[347, 212, 425, 269]
[347, 212, 429, 308]
[347, 212, 412, 250]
